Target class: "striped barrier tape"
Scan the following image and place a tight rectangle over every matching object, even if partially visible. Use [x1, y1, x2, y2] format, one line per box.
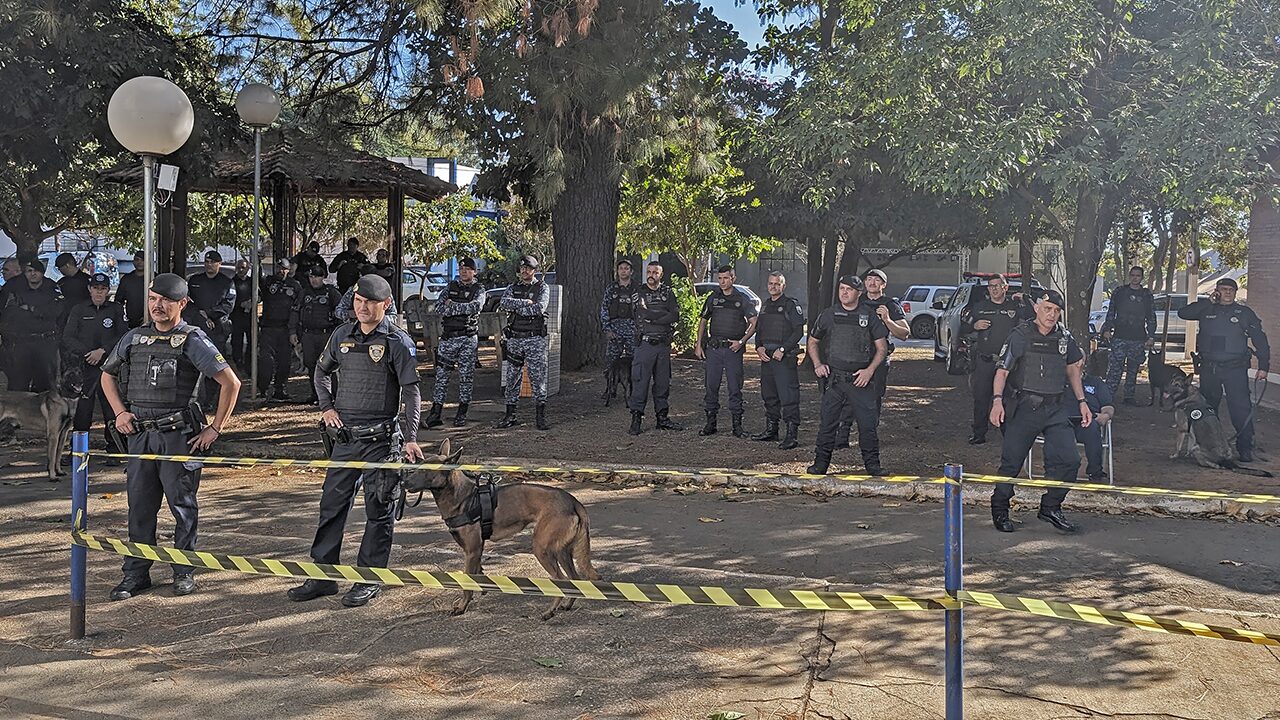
[70, 531, 1280, 647]
[84, 451, 1280, 505]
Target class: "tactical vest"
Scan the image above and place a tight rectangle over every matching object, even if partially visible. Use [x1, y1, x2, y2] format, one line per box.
[756, 297, 794, 346]
[1017, 327, 1069, 395]
[506, 282, 547, 336]
[636, 286, 676, 339]
[1201, 306, 1250, 361]
[607, 283, 639, 321]
[299, 287, 336, 330]
[333, 330, 401, 419]
[707, 291, 749, 340]
[974, 300, 1022, 355]
[123, 327, 202, 409]
[262, 279, 298, 324]
[1113, 288, 1149, 338]
[441, 280, 482, 336]
[823, 307, 874, 370]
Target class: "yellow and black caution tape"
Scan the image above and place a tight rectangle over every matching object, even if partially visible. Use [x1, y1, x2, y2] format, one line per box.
[86, 451, 1280, 506]
[70, 531, 950, 613]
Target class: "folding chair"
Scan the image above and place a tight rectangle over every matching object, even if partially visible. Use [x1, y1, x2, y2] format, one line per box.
[1024, 421, 1114, 484]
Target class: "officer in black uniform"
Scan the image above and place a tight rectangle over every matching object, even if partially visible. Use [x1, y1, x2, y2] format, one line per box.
[291, 241, 329, 280]
[0, 259, 63, 392]
[806, 275, 889, 475]
[331, 237, 367, 293]
[258, 259, 301, 401]
[63, 273, 127, 457]
[426, 257, 484, 428]
[860, 269, 910, 409]
[628, 261, 683, 435]
[287, 274, 424, 608]
[230, 259, 254, 368]
[55, 252, 91, 309]
[117, 250, 147, 329]
[751, 271, 806, 449]
[989, 290, 1090, 533]
[186, 250, 236, 354]
[1102, 266, 1156, 404]
[959, 274, 1033, 444]
[696, 266, 758, 438]
[100, 273, 241, 600]
[1179, 277, 1270, 461]
[294, 264, 342, 404]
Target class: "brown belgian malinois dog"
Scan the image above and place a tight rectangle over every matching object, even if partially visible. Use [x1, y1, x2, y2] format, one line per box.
[0, 363, 81, 481]
[401, 439, 602, 620]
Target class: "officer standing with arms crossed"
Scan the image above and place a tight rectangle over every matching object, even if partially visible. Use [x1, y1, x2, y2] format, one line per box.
[696, 266, 758, 438]
[806, 275, 888, 475]
[1179, 277, 1270, 462]
[258, 259, 301, 401]
[1102, 266, 1156, 404]
[628, 261, 683, 435]
[497, 255, 551, 431]
[100, 273, 241, 600]
[989, 290, 1090, 533]
[293, 264, 342, 404]
[117, 250, 147, 328]
[751, 271, 805, 449]
[599, 259, 640, 396]
[959, 274, 1032, 444]
[0, 259, 63, 392]
[426, 257, 484, 428]
[287, 274, 424, 608]
[63, 273, 128, 459]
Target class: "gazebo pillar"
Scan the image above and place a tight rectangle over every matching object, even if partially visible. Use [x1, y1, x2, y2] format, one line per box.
[388, 185, 405, 307]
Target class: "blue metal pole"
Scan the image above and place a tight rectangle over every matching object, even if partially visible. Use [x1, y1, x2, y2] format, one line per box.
[943, 462, 964, 720]
[70, 431, 89, 640]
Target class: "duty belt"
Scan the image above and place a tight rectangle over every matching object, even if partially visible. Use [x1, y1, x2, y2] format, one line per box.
[323, 419, 397, 445]
[641, 334, 670, 345]
[442, 329, 478, 340]
[134, 411, 189, 432]
[705, 338, 737, 349]
[503, 329, 543, 339]
[300, 326, 332, 334]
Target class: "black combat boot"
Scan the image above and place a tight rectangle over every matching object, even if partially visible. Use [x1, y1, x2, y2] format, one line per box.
[778, 422, 799, 450]
[1037, 506, 1076, 532]
[424, 402, 444, 428]
[834, 423, 851, 450]
[452, 403, 469, 427]
[862, 448, 884, 476]
[699, 412, 718, 436]
[731, 412, 746, 438]
[655, 409, 684, 431]
[497, 404, 518, 428]
[535, 402, 550, 431]
[992, 508, 1015, 533]
[751, 418, 780, 442]
[629, 411, 643, 436]
[806, 448, 832, 475]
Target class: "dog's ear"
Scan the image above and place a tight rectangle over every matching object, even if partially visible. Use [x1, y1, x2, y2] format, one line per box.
[445, 446, 463, 465]
[437, 438, 451, 457]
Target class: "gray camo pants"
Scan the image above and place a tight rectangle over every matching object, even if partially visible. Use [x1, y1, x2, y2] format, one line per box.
[433, 335, 479, 404]
[503, 335, 549, 404]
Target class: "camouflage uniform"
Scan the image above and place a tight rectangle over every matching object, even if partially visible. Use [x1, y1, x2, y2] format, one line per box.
[433, 279, 484, 404]
[599, 281, 640, 374]
[1101, 284, 1155, 402]
[503, 336, 549, 404]
[500, 280, 551, 405]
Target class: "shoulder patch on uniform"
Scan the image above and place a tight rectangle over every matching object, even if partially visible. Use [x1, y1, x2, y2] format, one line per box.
[369, 344, 385, 362]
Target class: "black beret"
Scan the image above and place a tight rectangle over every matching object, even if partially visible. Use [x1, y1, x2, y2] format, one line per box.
[519, 254, 540, 269]
[355, 274, 393, 301]
[309, 264, 327, 278]
[204, 250, 223, 262]
[150, 273, 188, 301]
[1039, 289, 1066, 309]
[838, 274, 864, 291]
[1215, 277, 1238, 290]
[459, 257, 477, 270]
[25, 259, 45, 273]
[55, 252, 77, 268]
[89, 272, 111, 287]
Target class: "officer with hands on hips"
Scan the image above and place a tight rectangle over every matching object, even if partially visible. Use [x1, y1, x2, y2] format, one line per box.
[750, 271, 805, 450]
[696, 265, 758, 438]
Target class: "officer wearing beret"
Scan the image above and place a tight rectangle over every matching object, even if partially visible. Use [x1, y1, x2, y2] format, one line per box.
[55, 252, 91, 308]
[335, 264, 399, 322]
[989, 290, 1089, 533]
[63, 273, 127, 459]
[117, 250, 147, 329]
[426, 257, 484, 428]
[288, 274, 424, 608]
[497, 255, 552, 431]
[696, 266, 758, 438]
[751, 271, 806, 449]
[1179, 277, 1270, 462]
[0, 259, 63, 392]
[293, 264, 342, 404]
[100, 273, 242, 600]
[258, 259, 302, 401]
[628, 261, 684, 435]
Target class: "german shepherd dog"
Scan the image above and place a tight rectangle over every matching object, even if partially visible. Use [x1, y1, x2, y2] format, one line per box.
[603, 349, 633, 406]
[1165, 374, 1273, 477]
[402, 439, 602, 620]
[0, 362, 82, 480]
[1147, 348, 1187, 410]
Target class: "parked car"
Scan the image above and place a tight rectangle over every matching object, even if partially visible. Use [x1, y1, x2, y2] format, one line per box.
[693, 282, 763, 314]
[934, 273, 1043, 374]
[1151, 293, 1210, 341]
[898, 284, 956, 340]
[482, 271, 559, 313]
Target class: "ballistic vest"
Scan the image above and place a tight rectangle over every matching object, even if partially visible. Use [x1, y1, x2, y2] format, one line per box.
[971, 299, 1023, 356]
[261, 278, 299, 325]
[1016, 325, 1070, 395]
[606, 282, 639, 321]
[1112, 287, 1151, 340]
[756, 296, 799, 347]
[441, 280, 483, 336]
[123, 326, 201, 409]
[635, 285, 677, 340]
[1199, 305, 1252, 363]
[506, 281, 547, 336]
[332, 325, 401, 420]
[707, 289, 750, 340]
[823, 306, 875, 371]
[299, 285, 339, 330]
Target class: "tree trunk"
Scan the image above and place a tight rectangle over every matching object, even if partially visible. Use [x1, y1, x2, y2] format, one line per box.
[551, 121, 621, 371]
[1018, 217, 1036, 283]
[837, 233, 860, 279]
[815, 233, 840, 313]
[1151, 208, 1172, 292]
[806, 236, 822, 313]
[1247, 184, 1280, 364]
[1062, 186, 1111, 336]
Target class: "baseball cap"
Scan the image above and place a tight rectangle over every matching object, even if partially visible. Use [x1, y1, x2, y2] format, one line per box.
[204, 250, 223, 262]
[309, 264, 327, 278]
[864, 268, 887, 283]
[276, 257, 291, 269]
[838, 274, 864, 291]
[1215, 277, 1238, 290]
[132, 249, 145, 260]
[55, 252, 77, 268]
[88, 272, 111, 287]
[459, 257, 477, 270]
[25, 259, 45, 273]
[519, 254, 540, 269]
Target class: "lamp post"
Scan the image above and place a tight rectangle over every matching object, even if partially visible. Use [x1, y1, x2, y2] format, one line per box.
[107, 76, 195, 293]
[235, 83, 282, 399]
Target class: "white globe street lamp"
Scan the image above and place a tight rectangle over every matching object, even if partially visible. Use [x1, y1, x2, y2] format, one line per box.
[235, 83, 282, 399]
[107, 76, 195, 294]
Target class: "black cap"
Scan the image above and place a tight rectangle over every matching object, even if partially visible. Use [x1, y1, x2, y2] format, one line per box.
[519, 254, 540, 269]
[864, 268, 887, 283]
[132, 249, 145, 260]
[55, 252, 76, 268]
[25, 259, 45, 273]
[150, 273, 188, 301]
[88, 272, 111, 287]
[459, 257, 477, 270]
[275, 257, 291, 269]
[616, 258, 633, 268]
[308, 241, 320, 252]
[308, 264, 327, 278]
[1038, 289, 1066, 309]
[204, 250, 223, 262]
[355, 274, 393, 301]
[1215, 277, 1238, 290]
[838, 274, 864, 291]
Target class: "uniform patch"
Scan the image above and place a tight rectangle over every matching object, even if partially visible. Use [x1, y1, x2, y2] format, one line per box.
[1190, 409, 1203, 420]
[1230, 316, 1239, 323]
[102, 317, 114, 328]
[170, 334, 187, 348]
[339, 341, 355, 354]
[1058, 337, 1068, 355]
[214, 353, 226, 364]
[369, 344, 385, 362]
[1084, 385, 1095, 394]
[858, 314, 868, 327]
[1004, 309, 1016, 317]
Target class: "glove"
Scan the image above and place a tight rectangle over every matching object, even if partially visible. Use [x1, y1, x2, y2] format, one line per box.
[372, 465, 402, 507]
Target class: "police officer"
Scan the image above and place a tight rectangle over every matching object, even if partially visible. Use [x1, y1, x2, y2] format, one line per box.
[959, 274, 1033, 444]
[860, 269, 910, 410]
[600, 259, 641, 396]
[293, 264, 342, 404]
[55, 252, 91, 308]
[230, 259, 254, 368]
[63, 273, 127, 459]
[259, 259, 301, 401]
[117, 250, 147, 328]
[332, 237, 367, 293]
[0, 259, 63, 392]
[1076, 352, 1115, 482]
[335, 264, 400, 322]
[1102, 266, 1156, 404]
[628, 261, 683, 435]
[291, 240, 328, 280]
[497, 255, 551, 431]
[186, 250, 236, 355]
[806, 275, 889, 475]
[287, 273, 424, 608]
[1179, 277, 1270, 461]
[989, 290, 1090, 533]
[426, 257, 484, 428]
[751, 271, 805, 449]
[100, 273, 242, 600]
[696, 266, 758, 437]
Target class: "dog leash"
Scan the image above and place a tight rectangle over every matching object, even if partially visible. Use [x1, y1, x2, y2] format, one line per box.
[1224, 377, 1268, 444]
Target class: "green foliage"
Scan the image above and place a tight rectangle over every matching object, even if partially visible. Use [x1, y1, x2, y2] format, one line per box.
[667, 274, 703, 354]
[402, 191, 500, 265]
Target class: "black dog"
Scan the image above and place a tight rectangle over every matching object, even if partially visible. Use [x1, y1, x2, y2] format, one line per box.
[603, 351, 633, 406]
[1147, 349, 1187, 410]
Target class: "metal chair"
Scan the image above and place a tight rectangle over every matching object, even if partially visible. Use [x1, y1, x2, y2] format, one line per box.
[1024, 421, 1114, 484]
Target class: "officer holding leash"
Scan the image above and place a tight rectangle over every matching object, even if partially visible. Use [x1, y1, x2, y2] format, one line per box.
[751, 271, 805, 450]
[288, 274, 424, 608]
[696, 265, 758, 438]
[600, 259, 640, 397]
[426, 257, 484, 428]
[100, 273, 242, 600]
[628, 261, 684, 435]
[497, 255, 551, 431]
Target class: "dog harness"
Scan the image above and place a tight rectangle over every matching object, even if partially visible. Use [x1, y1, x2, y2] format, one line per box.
[442, 473, 498, 540]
